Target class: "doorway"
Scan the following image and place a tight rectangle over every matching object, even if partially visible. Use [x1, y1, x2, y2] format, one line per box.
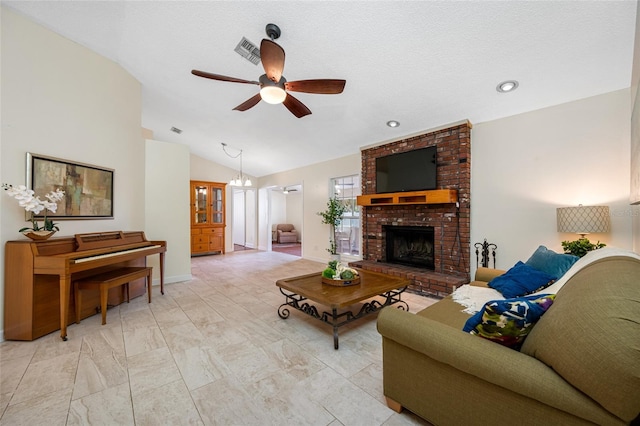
[269, 184, 302, 257]
[231, 188, 256, 251]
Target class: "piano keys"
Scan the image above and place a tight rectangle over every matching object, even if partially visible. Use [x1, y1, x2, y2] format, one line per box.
[74, 245, 163, 263]
[4, 231, 166, 341]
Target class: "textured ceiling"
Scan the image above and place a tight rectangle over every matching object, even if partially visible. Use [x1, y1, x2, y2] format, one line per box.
[4, 1, 637, 177]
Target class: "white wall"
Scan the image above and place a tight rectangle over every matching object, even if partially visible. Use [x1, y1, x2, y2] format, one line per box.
[472, 89, 633, 272]
[631, 0, 640, 253]
[244, 189, 257, 248]
[1, 8, 144, 338]
[286, 190, 303, 242]
[259, 153, 360, 263]
[258, 187, 270, 251]
[270, 191, 287, 230]
[145, 139, 192, 284]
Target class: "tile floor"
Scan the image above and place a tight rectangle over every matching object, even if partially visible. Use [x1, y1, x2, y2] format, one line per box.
[0, 250, 437, 425]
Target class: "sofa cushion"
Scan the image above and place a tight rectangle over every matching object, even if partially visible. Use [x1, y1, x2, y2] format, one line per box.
[277, 224, 295, 232]
[488, 261, 556, 298]
[521, 256, 640, 422]
[417, 295, 473, 330]
[463, 294, 555, 349]
[525, 245, 579, 279]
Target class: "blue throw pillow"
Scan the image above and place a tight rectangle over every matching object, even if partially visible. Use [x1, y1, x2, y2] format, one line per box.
[525, 245, 578, 279]
[488, 261, 556, 298]
[463, 294, 556, 349]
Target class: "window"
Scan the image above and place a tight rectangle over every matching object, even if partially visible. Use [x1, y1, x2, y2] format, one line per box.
[332, 175, 361, 256]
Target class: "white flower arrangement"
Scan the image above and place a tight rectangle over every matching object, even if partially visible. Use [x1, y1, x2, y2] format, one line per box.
[2, 183, 65, 232]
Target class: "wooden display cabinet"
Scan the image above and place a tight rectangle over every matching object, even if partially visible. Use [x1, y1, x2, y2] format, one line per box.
[190, 180, 226, 255]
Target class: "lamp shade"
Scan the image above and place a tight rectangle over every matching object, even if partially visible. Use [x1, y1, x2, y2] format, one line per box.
[556, 205, 611, 235]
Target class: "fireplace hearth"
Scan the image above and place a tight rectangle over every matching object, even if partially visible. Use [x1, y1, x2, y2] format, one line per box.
[384, 225, 435, 270]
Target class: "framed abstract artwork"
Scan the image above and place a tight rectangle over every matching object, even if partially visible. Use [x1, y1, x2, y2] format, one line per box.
[27, 153, 114, 219]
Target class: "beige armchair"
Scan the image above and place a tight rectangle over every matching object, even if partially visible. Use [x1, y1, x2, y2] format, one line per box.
[276, 224, 298, 243]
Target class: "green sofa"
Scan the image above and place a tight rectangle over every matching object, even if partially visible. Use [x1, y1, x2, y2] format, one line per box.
[377, 252, 640, 425]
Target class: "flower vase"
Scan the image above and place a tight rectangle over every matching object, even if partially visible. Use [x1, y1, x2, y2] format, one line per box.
[22, 230, 56, 241]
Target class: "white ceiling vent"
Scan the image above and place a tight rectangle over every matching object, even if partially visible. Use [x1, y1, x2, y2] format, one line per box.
[234, 37, 261, 65]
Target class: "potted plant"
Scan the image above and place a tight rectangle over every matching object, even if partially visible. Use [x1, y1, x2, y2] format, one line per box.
[561, 238, 606, 258]
[2, 183, 65, 239]
[317, 196, 346, 257]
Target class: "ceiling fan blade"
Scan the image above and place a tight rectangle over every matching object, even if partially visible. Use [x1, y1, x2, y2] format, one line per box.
[260, 39, 285, 83]
[285, 79, 346, 94]
[282, 93, 312, 118]
[191, 70, 259, 85]
[233, 93, 262, 111]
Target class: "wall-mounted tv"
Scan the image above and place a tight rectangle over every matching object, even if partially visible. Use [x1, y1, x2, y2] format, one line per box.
[376, 146, 437, 193]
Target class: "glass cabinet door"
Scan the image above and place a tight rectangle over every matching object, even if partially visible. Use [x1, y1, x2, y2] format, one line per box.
[194, 185, 209, 224]
[212, 187, 223, 224]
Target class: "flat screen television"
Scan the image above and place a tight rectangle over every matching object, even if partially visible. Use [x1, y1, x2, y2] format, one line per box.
[376, 146, 437, 193]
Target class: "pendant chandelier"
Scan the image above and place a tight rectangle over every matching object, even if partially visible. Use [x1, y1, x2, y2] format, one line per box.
[222, 143, 252, 187]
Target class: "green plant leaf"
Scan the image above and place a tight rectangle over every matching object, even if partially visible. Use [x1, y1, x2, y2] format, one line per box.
[561, 238, 606, 257]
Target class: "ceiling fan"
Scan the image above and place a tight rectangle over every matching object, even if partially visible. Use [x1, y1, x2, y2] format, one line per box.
[191, 24, 346, 118]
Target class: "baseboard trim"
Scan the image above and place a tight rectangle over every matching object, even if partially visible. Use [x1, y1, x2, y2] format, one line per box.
[152, 274, 192, 286]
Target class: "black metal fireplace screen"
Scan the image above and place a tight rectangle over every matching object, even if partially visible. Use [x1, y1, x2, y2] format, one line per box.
[384, 225, 435, 269]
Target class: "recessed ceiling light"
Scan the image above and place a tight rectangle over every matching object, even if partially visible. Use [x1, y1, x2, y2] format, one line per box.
[496, 80, 519, 93]
[387, 120, 400, 128]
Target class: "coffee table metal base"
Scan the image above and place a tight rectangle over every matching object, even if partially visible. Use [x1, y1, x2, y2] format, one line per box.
[277, 287, 409, 349]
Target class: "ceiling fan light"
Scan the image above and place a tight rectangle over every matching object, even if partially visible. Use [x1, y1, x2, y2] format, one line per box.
[260, 86, 287, 104]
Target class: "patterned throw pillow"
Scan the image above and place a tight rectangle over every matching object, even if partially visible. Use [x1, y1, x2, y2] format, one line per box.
[488, 261, 556, 298]
[463, 294, 556, 349]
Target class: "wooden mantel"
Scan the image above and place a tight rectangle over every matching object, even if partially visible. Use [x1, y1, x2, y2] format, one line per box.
[356, 189, 458, 207]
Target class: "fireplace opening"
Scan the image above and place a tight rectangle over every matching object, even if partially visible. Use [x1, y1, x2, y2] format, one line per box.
[384, 225, 435, 270]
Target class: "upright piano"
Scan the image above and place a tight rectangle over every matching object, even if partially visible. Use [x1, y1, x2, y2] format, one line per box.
[4, 231, 166, 341]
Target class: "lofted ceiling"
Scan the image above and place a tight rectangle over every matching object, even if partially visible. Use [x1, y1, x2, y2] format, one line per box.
[3, 1, 637, 178]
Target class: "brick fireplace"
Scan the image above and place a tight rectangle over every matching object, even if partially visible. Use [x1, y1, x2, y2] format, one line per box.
[350, 121, 471, 297]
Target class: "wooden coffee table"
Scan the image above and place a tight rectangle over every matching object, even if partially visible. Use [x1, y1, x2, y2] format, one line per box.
[276, 268, 410, 349]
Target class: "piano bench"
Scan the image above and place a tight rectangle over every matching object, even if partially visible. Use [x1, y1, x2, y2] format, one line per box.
[74, 266, 153, 325]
